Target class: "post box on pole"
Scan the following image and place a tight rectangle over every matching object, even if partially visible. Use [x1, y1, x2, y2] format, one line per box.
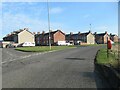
[107, 38, 112, 58]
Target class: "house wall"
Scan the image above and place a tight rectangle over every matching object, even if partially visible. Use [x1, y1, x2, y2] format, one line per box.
[113, 36, 118, 42]
[44, 35, 49, 45]
[87, 33, 95, 44]
[35, 36, 40, 45]
[95, 36, 103, 44]
[65, 35, 74, 43]
[13, 35, 18, 43]
[54, 31, 65, 43]
[104, 34, 110, 44]
[18, 30, 35, 44]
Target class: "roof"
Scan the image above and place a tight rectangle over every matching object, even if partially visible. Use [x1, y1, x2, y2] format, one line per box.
[35, 30, 65, 37]
[66, 31, 91, 37]
[110, 34, 118, 37]
[44, 30, 65, 35]
[95, 32, 107, 36]
[79, 32, 90, 36]
[3, 28, 33, 38]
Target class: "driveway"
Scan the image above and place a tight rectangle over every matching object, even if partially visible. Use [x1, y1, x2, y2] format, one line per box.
[2, 46, 110, 88]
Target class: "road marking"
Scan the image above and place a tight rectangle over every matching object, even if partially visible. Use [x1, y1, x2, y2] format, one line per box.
[2, 50, 58, 64]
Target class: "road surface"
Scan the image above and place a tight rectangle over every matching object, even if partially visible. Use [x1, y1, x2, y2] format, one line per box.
[2, 46, 110, 88]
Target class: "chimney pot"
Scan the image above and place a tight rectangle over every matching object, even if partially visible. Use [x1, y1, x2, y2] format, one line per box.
[94, 32, 97, 35]
[78, 32, 81, 34]
[37, 32, 40, 34]
[70, 32, 73, 35]
[105, 31, 107, 34]
[89, 30, 91, 33]
[42, 31, 45, 34]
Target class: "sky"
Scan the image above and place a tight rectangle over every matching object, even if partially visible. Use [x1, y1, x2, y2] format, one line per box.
[1, 1, 119, 40]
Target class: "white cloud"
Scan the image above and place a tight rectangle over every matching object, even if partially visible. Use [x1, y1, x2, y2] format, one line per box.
[50, 7, 63, 14]
[83, 14, 90, 18]
[2, 12, 63, 37]
[2, 0, 118, 2]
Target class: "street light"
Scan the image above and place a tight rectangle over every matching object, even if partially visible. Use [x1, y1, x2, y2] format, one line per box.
[47, 0, 51, 50]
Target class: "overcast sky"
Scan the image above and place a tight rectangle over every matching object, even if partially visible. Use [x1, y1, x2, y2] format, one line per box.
[1, 2, 119, 39]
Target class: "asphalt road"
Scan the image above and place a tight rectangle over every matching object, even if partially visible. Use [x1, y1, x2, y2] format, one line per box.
[2, 46, 110, 88]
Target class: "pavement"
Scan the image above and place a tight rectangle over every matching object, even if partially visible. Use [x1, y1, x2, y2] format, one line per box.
[2, 46, 110, 88]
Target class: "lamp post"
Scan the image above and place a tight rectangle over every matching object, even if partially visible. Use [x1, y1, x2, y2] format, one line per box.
[89, 23, 91, 31]
[47, 0, 51, 50]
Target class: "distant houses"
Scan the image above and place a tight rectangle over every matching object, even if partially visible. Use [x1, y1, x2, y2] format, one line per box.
[66, 31, 95, 45]
[94, 31, 119, 44]
[1, 28, 119, 48]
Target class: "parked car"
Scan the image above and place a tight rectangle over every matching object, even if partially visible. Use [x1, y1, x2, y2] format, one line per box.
[57, 41, 72, 46]
[6, 44, 16, 48]
[18, 42, 35, 47]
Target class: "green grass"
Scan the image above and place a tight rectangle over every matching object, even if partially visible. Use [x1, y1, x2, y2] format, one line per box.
[15, 46, 76, 52]
[96, 48, 119, 68]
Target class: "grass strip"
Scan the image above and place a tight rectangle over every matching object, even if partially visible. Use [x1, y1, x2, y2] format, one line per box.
[15, 46, 76, 52]
[96, 48, 119, 68]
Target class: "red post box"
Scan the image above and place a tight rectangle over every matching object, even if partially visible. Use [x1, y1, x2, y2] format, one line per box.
[107, 40, 112, 49]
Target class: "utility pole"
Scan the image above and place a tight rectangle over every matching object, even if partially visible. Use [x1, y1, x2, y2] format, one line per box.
[47, 0, 51, 50]
[89, 23, 91, 31]
[107, 37, 109, 58]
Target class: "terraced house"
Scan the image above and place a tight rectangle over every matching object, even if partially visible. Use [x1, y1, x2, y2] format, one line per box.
[94, 31, 110, 44]
[35, 30, 65, 46]
[110, 33, 119, 43]
[66, 31, 95, 45]
[3, 28, 35, 45]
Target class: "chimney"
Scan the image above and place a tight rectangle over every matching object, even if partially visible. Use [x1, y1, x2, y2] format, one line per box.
[110, 33, 112, 36]
[37, 32, 40, 34]
[105, 31, 107, 34]
[70, 32, 73, 35]
[24, 28, 29, 31]
[78, 32, 81, 35]
[94, 32, 97, 35]
[42, 31, 45, 34]
[89, 30, 91, 33]
[33, 32, 36, 35]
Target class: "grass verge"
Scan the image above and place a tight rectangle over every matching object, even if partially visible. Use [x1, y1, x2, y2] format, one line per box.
[96, 48, 119, 68]
[15, 46, 76, 52]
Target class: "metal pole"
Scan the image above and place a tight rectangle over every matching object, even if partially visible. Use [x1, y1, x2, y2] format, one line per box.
[90, 23, 91, 31]
[107, 37, 109, 58]
[47, 0, 51, 50]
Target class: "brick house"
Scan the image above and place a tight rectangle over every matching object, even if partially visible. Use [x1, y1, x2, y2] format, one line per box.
[35, 30, 65, 46]
[94, 31, 110, 44]
[66, 31, 95, 45]
[65, 32, 74, 45]
[110, 33, 118, 43]
[3, 28, 35, 45]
